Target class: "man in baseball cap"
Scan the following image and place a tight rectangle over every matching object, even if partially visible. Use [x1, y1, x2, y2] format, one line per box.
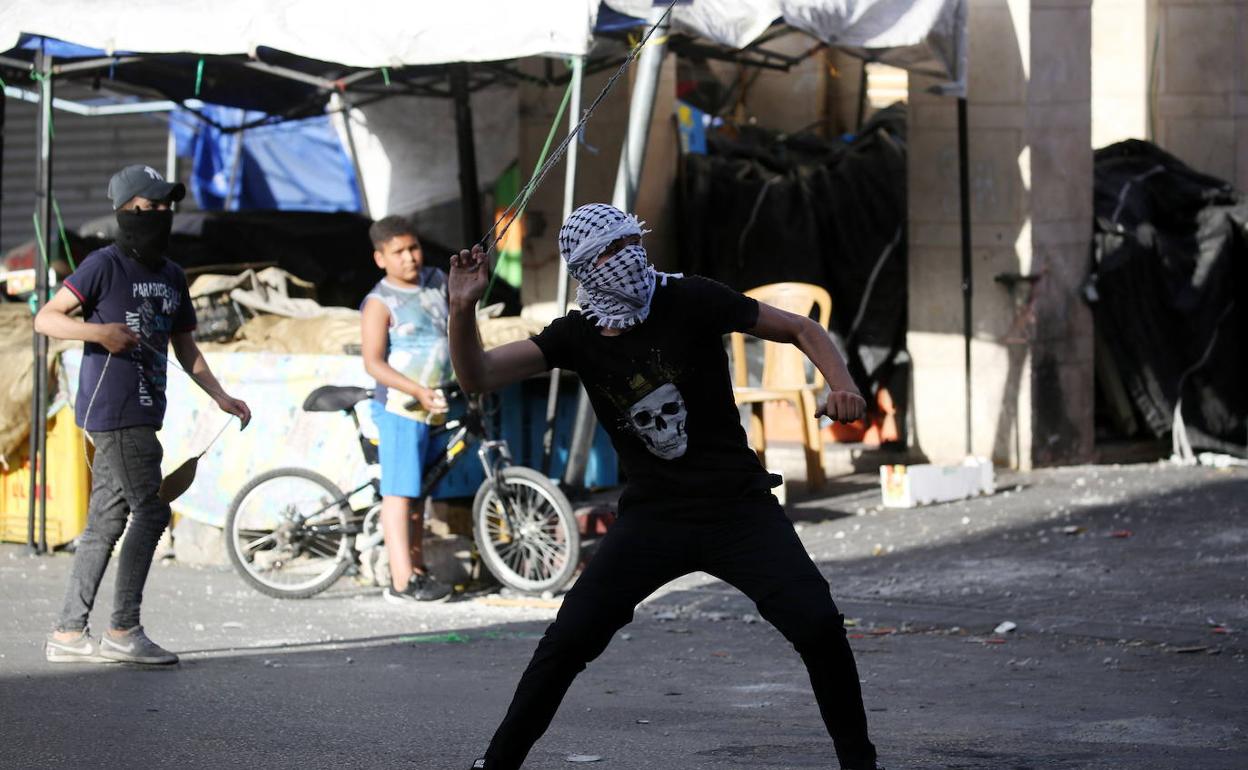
[107, 164, 185, 210]
[34, 164, 249, 667]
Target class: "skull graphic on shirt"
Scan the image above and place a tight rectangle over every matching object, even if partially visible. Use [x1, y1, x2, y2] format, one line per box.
[627, 382, 688, 460]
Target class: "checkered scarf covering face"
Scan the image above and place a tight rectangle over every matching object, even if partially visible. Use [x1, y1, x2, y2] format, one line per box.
[558, 203, 678, 329]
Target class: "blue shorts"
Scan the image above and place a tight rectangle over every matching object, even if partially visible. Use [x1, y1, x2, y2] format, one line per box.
[371, 400, 435, 498]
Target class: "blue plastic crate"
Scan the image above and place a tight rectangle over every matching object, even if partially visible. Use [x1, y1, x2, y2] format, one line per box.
[430, 376, 617, 499]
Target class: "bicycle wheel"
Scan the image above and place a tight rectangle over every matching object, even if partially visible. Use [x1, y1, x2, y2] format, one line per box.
[225, 468, 353, 599]
[473, 466, 580, 595]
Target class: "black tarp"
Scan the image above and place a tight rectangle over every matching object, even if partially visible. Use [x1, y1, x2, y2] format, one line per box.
[1088, 140, 1246, 456]
[679, 104, 909, 419]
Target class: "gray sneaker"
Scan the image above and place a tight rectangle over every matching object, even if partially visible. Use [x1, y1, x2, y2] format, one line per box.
[45, 629, 111, 663]
[99, 626, 179, 665]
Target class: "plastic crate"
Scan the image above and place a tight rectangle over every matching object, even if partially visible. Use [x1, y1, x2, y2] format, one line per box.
[1, 406, 91, 547]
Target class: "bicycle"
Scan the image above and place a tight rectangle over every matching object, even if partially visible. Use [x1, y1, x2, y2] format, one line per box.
[224, 385, 580, 599]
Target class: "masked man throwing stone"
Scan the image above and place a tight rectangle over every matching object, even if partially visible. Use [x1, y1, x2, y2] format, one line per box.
[449, 203, 883, 770]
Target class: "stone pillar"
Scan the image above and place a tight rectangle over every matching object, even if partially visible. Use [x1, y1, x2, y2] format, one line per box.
[907, 0, 1094, 468]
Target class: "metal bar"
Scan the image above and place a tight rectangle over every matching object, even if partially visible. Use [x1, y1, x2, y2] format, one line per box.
[165, 118, 179, 210]
[30, 51, 54, 554]
[665, 39, 797, 71]
[542, 55, 583, 475]
[338, 69, 381, 89]
[243, 60, 338, 91]
[243, 61, 377, 93]
[335, 95, 371, 218]
[856, 62, 869, 129]
[1, 83, 6, 298]
[51, 56, 142, 76]
[479, 61, 551, 88]
[562, 389, 596, 489]
[3, 86, 176, 115]
[611, 6, 671, 211]
[450, 64, 482, 246]
[0, 54, 34, 71]
[957, 97, 973, 456]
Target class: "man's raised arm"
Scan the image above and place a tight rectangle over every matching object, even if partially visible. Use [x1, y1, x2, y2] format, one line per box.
[448, 244, 548, 394]
[747, 302, 867, 423]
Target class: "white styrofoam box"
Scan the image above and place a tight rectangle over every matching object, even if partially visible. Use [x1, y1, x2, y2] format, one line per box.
[879, 457, 995, 508]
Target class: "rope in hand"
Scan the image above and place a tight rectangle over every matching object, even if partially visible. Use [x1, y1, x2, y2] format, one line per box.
[81, 335, 239, 472]
[474, 0, 679, 262]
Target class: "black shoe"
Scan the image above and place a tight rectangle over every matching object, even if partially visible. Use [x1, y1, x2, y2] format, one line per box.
[470, 761, 486, 770]
[383, 572, 452, 603]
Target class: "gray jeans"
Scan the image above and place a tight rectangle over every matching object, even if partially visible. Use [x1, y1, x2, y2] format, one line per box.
[55, 426, 171, 632]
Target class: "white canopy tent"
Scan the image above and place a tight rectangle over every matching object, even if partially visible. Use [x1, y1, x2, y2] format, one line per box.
[0, 0, 600, 67]
[605, 0, 965, 94]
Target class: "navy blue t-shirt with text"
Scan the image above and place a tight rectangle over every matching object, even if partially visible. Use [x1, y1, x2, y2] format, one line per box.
[64, 245, 196, 432]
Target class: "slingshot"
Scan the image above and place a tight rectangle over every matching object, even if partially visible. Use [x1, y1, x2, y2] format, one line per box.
[157, 415, 234, 503]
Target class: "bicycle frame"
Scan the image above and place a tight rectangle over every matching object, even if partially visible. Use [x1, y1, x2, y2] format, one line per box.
[229, 385, 580, 598]
[421, 398, 524, 536]
[301, 390, 527, 546]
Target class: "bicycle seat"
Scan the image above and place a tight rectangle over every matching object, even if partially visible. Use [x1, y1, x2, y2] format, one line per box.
[302, 385, 373, 412]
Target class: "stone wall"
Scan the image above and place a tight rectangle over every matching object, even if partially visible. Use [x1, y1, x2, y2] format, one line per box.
[1094, 0, 1246, 189]
[1151, 0, 1248, 189]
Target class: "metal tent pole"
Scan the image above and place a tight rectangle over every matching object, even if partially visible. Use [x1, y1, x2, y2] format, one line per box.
[564, 7, 671, 488]
[957, 96, 973, 456]
[336, 94, 371, 218]
[165, 119, 178, 204]
[611, 8, 671, 210]
[541, 55, 583, 475]
[29, 50, 54, 554]
[451, 64, 482, 246]
[856, 61, 869, 130]
[1, 84, 6, 276]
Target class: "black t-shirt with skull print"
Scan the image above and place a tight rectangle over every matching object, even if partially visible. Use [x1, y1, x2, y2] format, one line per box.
[533, 275, 779, 513]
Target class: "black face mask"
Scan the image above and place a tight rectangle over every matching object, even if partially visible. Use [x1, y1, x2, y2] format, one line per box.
[115, 209, 173, 268]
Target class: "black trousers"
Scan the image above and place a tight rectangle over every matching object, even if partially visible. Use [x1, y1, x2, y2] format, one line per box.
[483, 497, 877, 769]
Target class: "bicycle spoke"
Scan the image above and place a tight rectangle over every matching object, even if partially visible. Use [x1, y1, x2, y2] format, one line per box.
[229, 472, 352, 594]
[242, 532, 277, 554]
[524, 533, 565, 564]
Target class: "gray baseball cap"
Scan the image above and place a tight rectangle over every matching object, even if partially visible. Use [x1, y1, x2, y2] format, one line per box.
[107, 164, 186, 210]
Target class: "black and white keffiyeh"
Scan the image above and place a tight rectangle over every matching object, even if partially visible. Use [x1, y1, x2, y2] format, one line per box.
[558, 203, 679, 329]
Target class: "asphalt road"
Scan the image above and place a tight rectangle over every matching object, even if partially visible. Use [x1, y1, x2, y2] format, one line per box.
[2, 462, 1244, 769]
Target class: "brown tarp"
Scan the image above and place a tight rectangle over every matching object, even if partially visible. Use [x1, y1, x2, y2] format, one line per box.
[0, 304, 70, 465]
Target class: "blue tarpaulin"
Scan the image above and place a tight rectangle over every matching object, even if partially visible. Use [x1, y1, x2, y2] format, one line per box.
[171, 106, 361, 212]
